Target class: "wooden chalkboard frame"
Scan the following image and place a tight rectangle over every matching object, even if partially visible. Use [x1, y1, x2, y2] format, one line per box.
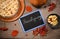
[19, 9, 46, 33]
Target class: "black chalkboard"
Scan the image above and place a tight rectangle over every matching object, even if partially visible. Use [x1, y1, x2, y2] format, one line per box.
[20, 10, 45, 32]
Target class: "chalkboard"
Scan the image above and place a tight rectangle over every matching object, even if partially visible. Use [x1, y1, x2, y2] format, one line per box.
[20, 10, 45, 32]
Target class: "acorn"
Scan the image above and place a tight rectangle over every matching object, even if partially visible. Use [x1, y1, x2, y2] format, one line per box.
[30, 0, 47, 8]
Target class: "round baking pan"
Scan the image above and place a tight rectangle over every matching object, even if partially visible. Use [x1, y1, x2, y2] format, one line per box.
[0, 0, 25, 22]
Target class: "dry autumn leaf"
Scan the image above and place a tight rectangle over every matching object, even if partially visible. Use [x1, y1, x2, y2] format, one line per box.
[0, 27, 8, 31]
[26, 6, 32, 12]
[11, 30, 19, 37]
[33, 25, 48, 36]
[39, 30, 47, 36]
[33, 28, 40, 36]
[48, 3, 56, 12]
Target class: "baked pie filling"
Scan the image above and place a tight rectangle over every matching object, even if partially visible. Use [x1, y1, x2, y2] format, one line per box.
[0, 0, 19, 17]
